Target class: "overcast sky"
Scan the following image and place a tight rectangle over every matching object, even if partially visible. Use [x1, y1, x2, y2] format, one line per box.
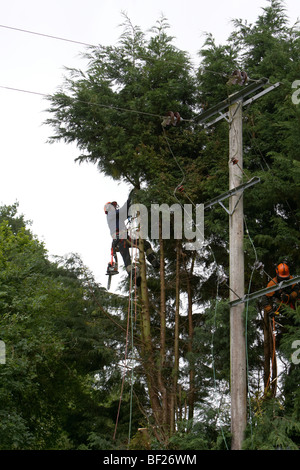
[0, 0, 299, 288]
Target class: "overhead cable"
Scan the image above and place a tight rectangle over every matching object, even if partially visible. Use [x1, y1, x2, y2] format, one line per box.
[0, 84, 163, 119]
[0, 23, 95, 47]
[0, 84, 48, 97]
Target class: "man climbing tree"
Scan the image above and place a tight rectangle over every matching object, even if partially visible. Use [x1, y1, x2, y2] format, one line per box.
[104, 193, 159, 287]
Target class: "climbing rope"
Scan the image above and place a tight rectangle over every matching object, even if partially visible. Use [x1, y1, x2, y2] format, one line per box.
[113, 227, 139, 445]
[113, 266, 133, 441]
[264, 315, 277, 395]
[128, 234, 139, 444]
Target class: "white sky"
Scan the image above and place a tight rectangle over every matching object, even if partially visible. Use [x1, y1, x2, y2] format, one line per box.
[0, 0, 299, 288]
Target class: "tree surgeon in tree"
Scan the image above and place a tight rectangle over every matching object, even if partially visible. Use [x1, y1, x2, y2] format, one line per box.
[104, 193, 159, 287]
[261, 263, 300, 317]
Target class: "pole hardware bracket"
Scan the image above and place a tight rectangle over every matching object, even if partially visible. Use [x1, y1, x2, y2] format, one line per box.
[204, 176, 261, 214]
[196, 79, 280, 128]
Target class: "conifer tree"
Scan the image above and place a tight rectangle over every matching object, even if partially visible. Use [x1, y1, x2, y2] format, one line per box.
[47, 15, 203, 444]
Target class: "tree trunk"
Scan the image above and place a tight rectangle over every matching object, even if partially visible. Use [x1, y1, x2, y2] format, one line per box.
[186, 254, 196, 422]
[138, 237, 162, 429]
[171, 240, 180, 434]
[263, 313, 277, 397]
[158, 222, 168, 430]
[263, 311, 271, 392]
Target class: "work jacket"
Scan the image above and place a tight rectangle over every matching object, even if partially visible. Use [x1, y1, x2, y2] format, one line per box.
[261, 276, 299, 314]
[106, 199, 130, 240]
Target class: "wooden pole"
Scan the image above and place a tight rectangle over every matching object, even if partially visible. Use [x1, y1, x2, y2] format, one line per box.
[197, 81, 279, 450]
[229, 100, 247, 450]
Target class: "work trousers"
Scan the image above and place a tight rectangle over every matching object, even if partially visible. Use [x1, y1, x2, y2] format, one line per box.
[114, 237, 155, 274]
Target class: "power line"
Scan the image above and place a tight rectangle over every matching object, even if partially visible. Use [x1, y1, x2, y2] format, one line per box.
[0, 85, 48, 97]
[0, 24, 258, 85]
[0, 23, 266, 92]
[0, 84, 165, 120]
[0, 24, 95, 47]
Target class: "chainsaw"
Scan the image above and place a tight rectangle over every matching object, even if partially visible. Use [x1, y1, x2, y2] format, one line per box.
[106, 244, 119, 290]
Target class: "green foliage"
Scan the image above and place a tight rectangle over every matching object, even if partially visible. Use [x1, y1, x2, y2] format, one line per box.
[46, 15, 197, 190]
[243, 398, 300, 450]
[0, 204, 144, 449]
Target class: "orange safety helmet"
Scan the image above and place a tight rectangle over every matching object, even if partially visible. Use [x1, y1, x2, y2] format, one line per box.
[276, 263, 290, 281]
[104, 201, 118, 214]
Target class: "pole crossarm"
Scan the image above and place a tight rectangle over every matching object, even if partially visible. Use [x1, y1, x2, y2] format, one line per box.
[204, 176, 260, 211]
[243, 82, 281, 107]
[203, 82, 281, 128]
[195, 78, 269, 125]
[229, 275, 300, 307]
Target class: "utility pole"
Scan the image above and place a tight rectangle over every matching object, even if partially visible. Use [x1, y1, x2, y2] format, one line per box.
[228, 100, 246, 450]
[197, 77, 280, 450]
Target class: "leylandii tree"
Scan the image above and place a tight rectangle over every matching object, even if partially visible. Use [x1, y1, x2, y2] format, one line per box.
[47, 15, 196, 192]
